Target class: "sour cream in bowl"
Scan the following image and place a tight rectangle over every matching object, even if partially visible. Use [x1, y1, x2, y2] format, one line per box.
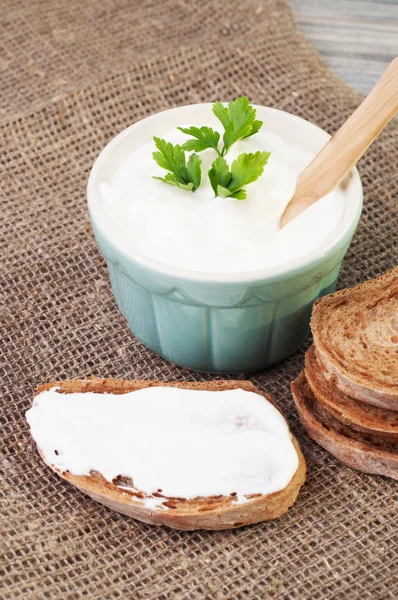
[87, 103, 362, 372]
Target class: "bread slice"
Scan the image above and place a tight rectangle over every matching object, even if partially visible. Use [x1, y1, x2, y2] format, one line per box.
[305, 345, 398, 442]
[29, 378, 306, 531]
[291, 372, 398, 480]
[311, 268, 398, 410]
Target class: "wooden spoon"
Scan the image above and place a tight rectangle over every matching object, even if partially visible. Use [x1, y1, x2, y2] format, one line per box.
[280, 58, 398, 228]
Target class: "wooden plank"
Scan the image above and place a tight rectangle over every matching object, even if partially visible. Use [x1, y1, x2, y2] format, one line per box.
[290, 0, 398, 94]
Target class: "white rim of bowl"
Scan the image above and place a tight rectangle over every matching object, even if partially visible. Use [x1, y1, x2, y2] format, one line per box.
[87, 104, 363, 283]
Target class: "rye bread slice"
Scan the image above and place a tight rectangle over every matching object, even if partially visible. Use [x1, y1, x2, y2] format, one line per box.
[29, 378, 306, 531]
[311, 267, 398, 410]
[291, 372, 398, 480]
[305, 345, 398, 442]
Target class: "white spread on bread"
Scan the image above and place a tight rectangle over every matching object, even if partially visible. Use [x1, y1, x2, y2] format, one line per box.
[98, 126, 346, 274]
[26, 386, 299, 505]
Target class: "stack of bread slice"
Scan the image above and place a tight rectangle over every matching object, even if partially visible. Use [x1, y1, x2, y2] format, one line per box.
[292, 268, 398, 480]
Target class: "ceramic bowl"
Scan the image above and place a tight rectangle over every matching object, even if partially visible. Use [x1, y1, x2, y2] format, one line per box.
[87, 104, 362, 373]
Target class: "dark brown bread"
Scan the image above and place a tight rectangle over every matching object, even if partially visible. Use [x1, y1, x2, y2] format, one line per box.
[311, 268, 398, 410]
[305, 345, 398, 442]
[291, 372, 398, 480]
[31, 378, 306, 531]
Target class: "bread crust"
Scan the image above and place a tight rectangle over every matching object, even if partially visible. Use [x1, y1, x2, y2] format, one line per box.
[311, 268, 398, 410]
[316, 351, 398, 410]
[291, 372, 398, 480]
[305, 346, 398, 442]
[32, 378, 306, 530]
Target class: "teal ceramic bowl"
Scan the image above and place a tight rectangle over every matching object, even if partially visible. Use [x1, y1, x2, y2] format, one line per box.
[87, 105, 363, 373]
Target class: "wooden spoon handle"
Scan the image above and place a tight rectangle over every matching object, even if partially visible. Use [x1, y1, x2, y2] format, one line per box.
[280, 57, 398, 227]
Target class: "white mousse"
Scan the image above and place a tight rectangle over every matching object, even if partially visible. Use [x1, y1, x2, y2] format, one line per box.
[26, 386, 299, 503]
[98, 125, 345, 274]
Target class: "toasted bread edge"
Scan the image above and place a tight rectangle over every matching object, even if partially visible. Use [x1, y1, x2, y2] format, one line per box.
[291, 371, 398, 481]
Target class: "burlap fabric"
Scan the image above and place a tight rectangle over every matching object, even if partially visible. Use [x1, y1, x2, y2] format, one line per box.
[1, 0, 397, 598]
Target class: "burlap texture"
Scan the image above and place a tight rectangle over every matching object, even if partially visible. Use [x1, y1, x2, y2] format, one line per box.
[1, 1, 397, 598]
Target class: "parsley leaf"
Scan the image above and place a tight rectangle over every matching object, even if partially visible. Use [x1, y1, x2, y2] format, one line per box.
[208, 156, 231, 195]
[208, 151, 270, 200]
[229, 151, 270, 190]
[212, 101, 230, 130]
[178, 126, 220, 154]
[153, 173, 195, 191]
[152, 136, 201, 191]
[185, 152, 202, 190]
[213, 97, 263, 154]
[152, 137, 185, 173]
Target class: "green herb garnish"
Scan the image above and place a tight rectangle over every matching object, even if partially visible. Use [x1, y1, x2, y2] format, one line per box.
[152, 137, 201, 191]
[177, 126, 221, 155]
[208, 152, 270, 200]
[212, 97, 263, 155]
[152, 97, 269, 198]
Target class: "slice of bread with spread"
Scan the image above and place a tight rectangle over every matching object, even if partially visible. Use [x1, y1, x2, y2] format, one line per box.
[305, 345, 398, 442]
[292, 372, 398, 480]
[311, 267, 398, 410]
[27, 378, 306, 531]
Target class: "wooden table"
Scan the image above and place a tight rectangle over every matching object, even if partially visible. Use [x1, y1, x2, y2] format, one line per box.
[290, 0, 398, 94]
